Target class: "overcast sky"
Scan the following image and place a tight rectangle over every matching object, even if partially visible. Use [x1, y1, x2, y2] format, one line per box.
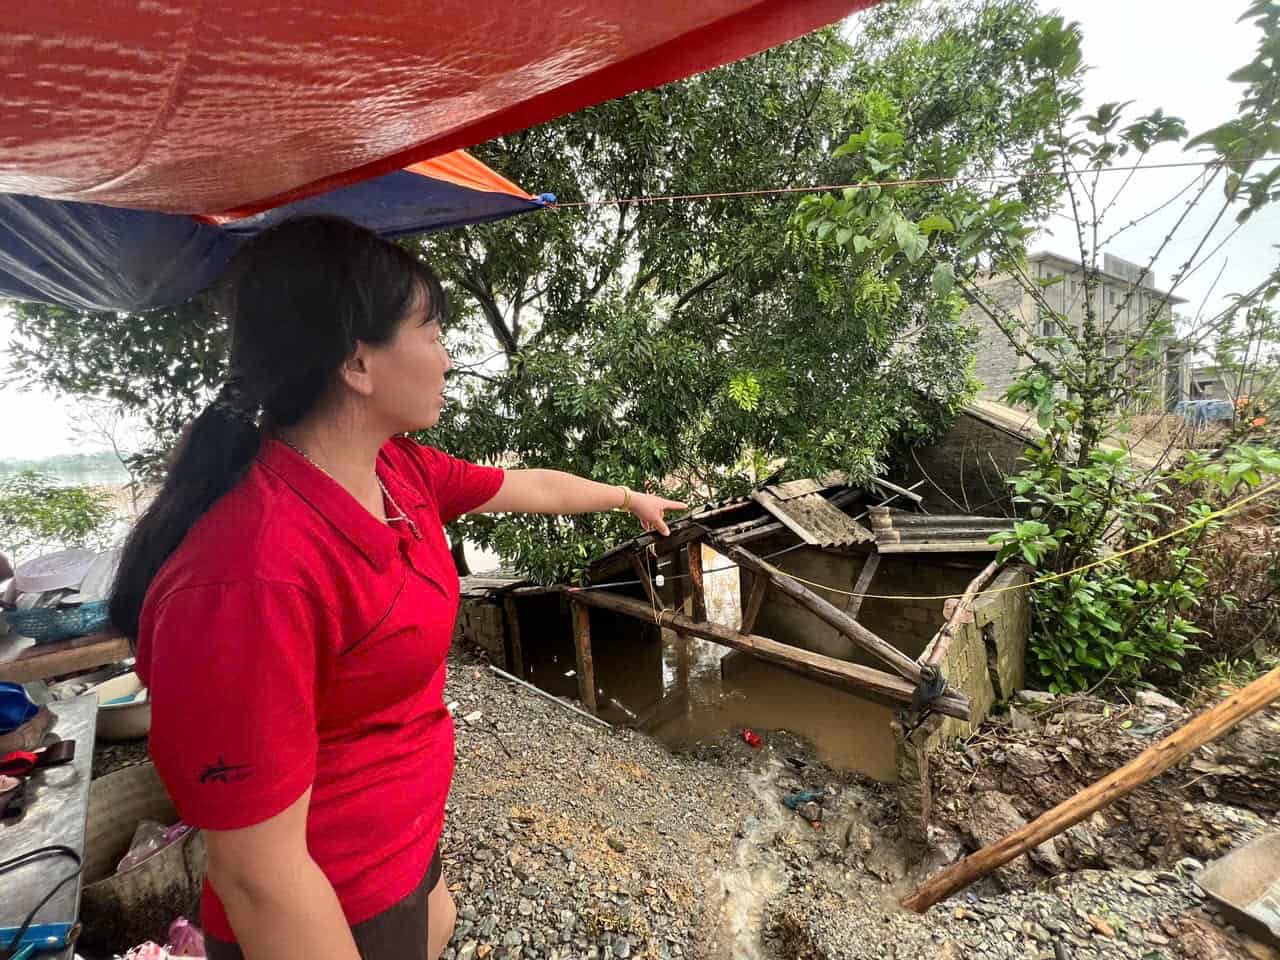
[2, 1, 1277, 460]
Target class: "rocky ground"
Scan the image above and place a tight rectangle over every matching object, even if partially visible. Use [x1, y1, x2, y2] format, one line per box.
[85, 644, 1276, 960]
[439, 643, 1279, 960]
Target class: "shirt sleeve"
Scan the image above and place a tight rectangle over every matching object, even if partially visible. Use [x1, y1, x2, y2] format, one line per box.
[387, 438, 505, 524]
[143, 580, 337, 831]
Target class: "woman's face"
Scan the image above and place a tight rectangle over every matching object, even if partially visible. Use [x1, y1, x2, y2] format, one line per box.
[366, 297, 452, 433]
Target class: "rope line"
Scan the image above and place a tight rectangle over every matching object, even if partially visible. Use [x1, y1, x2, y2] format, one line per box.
[546, 156, 1280, 210]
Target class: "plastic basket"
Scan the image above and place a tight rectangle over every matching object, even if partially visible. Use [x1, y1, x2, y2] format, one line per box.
[2, 599, 110, 642]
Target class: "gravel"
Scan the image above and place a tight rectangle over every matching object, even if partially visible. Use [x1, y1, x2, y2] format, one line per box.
[441, 643, 1279, 960]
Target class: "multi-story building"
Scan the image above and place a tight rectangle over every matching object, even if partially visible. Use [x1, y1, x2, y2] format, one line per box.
[965, 251, 1190, 411]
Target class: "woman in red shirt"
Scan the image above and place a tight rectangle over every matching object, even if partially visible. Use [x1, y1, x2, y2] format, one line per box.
[110, 217, 685, 960]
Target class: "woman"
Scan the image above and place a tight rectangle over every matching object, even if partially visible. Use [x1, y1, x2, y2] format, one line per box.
[110, 217, 686, 960]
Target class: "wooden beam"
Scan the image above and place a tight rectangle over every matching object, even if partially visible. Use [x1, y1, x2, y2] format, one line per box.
[921, 559, 1000, 669]
[686, 541, 707, 622]
[870, 477, 925, 504]
[0, 631, 132, 684]
[900, 665, 1280, 913]
[570, 601, 597, 715]
[502, 596, 526, 678]
[709, 538, 926, 687]
[845, 551, 881, 621]
[567, 588, 971, 720]
[630, 554, 661, 608]
[740, 574, 769, 636]
[589, 524, 709, 580]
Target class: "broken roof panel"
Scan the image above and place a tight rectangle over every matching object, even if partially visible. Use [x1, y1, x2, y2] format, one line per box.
[868, 507, 1012, 553]
[752, 489, 874, 547]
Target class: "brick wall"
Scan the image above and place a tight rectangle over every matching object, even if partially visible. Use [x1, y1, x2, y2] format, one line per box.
[965, 275, 1029, 399]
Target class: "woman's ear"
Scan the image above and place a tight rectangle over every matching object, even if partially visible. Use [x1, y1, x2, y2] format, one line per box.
[338, 342, 376, 397]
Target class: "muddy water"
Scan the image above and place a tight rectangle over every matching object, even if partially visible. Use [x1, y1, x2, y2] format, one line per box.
[560, 547, 901, 782]
[712, 753, 791, 958]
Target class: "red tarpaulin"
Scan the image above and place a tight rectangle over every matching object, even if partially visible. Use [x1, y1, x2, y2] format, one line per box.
[0, 1, 878, 216]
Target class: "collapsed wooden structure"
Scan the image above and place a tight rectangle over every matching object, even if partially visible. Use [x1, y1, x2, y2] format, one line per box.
[468, 476, 1019, 728]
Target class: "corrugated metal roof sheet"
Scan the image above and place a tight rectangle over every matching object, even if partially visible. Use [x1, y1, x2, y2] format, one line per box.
[752, 490, 874, 547]
[868, 507, 1012, 553]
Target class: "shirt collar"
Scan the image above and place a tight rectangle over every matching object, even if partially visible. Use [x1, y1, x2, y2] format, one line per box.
[258, 437, 407, 571]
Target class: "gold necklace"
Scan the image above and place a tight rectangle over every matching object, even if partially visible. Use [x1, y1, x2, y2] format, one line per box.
[278, 437, 421, 540]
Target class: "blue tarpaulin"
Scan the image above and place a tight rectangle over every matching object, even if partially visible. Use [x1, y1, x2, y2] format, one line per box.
[0, 160, 550, 312]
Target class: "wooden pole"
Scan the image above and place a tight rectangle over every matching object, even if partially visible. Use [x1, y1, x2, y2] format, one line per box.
[900, 665, 1280, 913]
[844, 551, 881, 621]
[740, 573, 769, 636]
[686, 541, 707, 622]
[630, 554, 661, 608]
[920, 559, 1000, 669]
[568, 588, 971, 720]
[570, 600, 598, 715]
[710, 538, 927, 687]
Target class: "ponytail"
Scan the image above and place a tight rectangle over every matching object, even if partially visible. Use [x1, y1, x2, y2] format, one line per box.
[109, 383, 260, 637]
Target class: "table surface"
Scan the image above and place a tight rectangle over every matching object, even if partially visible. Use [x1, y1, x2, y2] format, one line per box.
[0, 631, 132, 684]
[0, 696, 98, 957]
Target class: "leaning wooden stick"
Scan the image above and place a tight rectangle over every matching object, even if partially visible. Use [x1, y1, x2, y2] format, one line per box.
[900, 664, 1280, 913]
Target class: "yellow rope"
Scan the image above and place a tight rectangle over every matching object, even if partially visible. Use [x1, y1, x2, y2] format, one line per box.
[745, 480, 1280, 604]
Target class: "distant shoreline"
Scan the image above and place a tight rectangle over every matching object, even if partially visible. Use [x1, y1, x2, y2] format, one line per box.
[0, 450, 131, 487]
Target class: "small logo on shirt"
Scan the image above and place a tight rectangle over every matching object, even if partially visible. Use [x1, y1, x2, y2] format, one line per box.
[199, 757, 254, 784]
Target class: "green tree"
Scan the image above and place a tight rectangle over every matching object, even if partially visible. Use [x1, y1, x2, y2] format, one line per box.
[893, 3, 1280, 691]
[0, 470, 115, 563]
[7, 0, 1077, 582]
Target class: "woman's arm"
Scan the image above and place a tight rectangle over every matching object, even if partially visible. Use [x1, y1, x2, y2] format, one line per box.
[473, 469, 688, 535]
[205, 789, 360, 960]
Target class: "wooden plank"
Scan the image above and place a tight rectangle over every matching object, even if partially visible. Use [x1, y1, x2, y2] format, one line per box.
[0, 631, 132, 684]
[712, 538, 928, 686]
[502, 596, 526, 678]
[570, 601, 597, 715]
[740, 574, 769, 636]
[901, 665, 1280, 913]
[630, 554, 661, 608]
[920, 559, 1000, 668]
[686, 541, 707, 621]
[751, 490, 822, 544]
[845, 551, 881, 621]
[568, 588, 970, 720]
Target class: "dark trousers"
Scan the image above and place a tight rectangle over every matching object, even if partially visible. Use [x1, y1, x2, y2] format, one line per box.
[206, 848, 442, 960]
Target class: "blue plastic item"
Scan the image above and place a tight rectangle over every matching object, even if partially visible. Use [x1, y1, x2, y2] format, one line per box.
[2, 600, 110, 643]
[782, 789, 825, 810]
[0, 682, 38, 734]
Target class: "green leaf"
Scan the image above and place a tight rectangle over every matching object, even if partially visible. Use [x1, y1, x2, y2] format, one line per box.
[918, 213, 955, 235]
[931, 262, 955, 296]
[893, 218, 928, 263]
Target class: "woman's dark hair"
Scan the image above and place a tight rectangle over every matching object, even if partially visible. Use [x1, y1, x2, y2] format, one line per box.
[110, 216, 447, 636]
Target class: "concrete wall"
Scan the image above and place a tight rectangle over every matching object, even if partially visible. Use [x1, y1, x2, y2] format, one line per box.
[965, 275, 1030, 399]
[895, 565, 1031, 841]
[738, 543, 1025, 723]
[966, 257, 1190, 410]
[897, 413, 1029, 517]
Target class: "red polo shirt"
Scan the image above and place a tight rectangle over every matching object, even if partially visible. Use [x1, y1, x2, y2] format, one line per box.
[135, 436, 503, 941]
